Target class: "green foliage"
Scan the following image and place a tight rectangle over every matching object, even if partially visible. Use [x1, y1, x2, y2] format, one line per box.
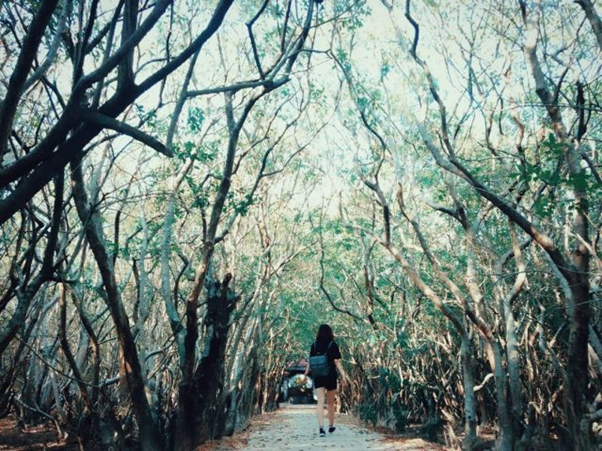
[234, 193, 254, 217]
[516, 134, 600, 192]
[512, 134, 602, 218]
[335, 47, 352, 74]
[418, 415, 443, 441]
[184, 175, 211, 210]
[380, 60, 391, 81]
[187, 106, 205, 132]
[359, 402, 379, 426]
[133, 103, 157, 130]
[392, 403, 409, 433]
[175, 140, 218, 163]
[333, 0, 371, 31]
[5, 0, 599, 441]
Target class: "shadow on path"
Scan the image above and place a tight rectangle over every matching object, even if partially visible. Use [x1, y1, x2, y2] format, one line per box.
[201, 403, 449, 450]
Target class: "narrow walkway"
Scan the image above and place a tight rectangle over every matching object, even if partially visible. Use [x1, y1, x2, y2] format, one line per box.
[203, 404, 448, 451]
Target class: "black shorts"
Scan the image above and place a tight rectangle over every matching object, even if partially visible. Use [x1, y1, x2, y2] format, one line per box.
[314, 373, 337, 391]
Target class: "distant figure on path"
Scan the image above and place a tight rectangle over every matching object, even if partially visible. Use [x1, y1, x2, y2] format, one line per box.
[304, 323, 348, 437]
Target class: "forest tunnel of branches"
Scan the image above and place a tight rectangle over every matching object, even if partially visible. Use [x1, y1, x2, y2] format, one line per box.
[1, 0, 601, 450]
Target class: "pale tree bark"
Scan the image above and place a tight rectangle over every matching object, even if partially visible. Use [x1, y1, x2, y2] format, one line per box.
[70, 158, 163, 451]
[174, 4, 316, 447]
[0, 0, 60, 160]
[0, 173, 64, 356]
[133, 205, 152, 376]
[58, 283, 94, 441]
[396, 0, 595, 446]
[338, 34, 480, 443]
[522, 5, 592, 448]
[347, 184, 480, 449]
[575, 0, 602, 50]
[173, 89, 255, 450]
[0, 0, 235, 226]
[160, 160, 194, 370]
[161, 56, 220, 368]
[173, 79, 279, 448]
[398, 185, 515, 451]
[70, 287, 101, 417]
[380, 241, 479, 450]
[496, 221, 529, 446]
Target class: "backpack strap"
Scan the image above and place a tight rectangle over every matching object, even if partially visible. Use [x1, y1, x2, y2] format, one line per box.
[313, 340, 334, 356]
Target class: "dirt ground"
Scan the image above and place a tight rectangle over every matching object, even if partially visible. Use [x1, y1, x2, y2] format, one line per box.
[0, 404, 449, 450]
[199, 403, 449, 451]
[0, 416, 78, 451]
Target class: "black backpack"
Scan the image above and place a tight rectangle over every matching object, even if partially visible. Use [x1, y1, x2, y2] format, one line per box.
[309, 341, 333, 377]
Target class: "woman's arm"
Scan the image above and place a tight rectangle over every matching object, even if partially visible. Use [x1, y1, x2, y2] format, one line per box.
[305, 344, 313, 376]
[334, 359, 348, 382]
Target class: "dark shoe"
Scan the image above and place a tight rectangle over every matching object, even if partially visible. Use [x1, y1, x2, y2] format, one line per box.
[319, 428, 326, 437]
[328, 426, 336, 433]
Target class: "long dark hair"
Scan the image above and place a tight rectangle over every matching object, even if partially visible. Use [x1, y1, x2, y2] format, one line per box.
[316, 324, 334, 342]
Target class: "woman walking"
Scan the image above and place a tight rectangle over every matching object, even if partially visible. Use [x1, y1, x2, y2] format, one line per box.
[304, 324, 348, 437]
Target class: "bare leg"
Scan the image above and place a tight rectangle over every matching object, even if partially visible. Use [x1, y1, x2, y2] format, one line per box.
[315, 387, 325, 428]
[327, 389, 336, 427]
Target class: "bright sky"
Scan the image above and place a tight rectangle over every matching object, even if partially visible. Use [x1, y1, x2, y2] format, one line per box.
[33, 0, 600, 223]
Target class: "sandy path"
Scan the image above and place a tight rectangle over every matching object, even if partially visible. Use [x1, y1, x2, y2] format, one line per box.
[204, 403, 448, 451]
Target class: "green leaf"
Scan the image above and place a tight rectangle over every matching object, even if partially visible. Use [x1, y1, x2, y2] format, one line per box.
[187, 106, 205, 132]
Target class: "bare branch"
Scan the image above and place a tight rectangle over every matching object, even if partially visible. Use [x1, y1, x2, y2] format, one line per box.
[81, 109, 173, 157]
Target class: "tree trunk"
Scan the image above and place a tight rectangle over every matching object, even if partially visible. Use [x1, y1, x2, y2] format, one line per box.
[460, 336, 478, 451]
[174, 274, 237, 449]
[70, 160, 163, 451]
[192, 274, 237, 444]
[491, 341, 514, 451]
